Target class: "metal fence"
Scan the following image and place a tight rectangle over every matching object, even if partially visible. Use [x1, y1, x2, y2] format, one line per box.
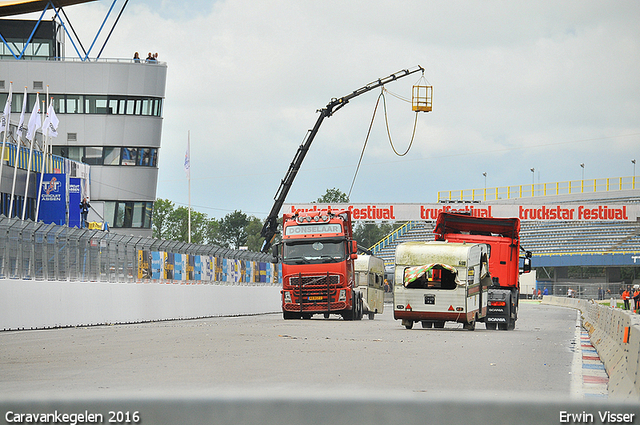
[0, 215, 278, 285]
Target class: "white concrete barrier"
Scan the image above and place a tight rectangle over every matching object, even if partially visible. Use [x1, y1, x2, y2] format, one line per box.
[0, 279, 282, 331]
[542, 295, 640, 401]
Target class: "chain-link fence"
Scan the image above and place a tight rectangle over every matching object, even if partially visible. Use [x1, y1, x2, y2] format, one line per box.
[533, 281, 623, 300]
[0, 216, 279, 285]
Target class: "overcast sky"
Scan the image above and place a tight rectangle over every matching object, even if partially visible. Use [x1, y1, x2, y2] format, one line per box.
[24, 0, 640, 219]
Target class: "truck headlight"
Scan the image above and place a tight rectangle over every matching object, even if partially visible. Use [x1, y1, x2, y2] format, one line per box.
[338, 289, 346, 301]
[284, 292, 292, 303]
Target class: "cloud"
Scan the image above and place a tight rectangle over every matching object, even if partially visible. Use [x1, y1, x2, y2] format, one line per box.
[18, 0, 640, 217]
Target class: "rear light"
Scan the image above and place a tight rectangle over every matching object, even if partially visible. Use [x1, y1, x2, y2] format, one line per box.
[490, 301, 506, 306]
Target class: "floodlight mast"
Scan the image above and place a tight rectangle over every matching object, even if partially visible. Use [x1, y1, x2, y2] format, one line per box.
[260, 65, 424, 253]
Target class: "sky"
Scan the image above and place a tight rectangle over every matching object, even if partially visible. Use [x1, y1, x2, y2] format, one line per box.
[20, 0, 640, 219]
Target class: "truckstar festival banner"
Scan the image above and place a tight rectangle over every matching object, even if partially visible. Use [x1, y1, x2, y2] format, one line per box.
[283, 203, 640, 222]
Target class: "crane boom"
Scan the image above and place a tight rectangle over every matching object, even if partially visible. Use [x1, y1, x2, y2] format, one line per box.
[260, 65, 424, 253]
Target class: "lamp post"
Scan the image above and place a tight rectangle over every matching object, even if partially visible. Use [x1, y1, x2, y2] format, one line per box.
[483, 172, 487, 189]
[580, 163, 584, 180]
[530, 168, 535, 196]
[633, 159, 636, 189]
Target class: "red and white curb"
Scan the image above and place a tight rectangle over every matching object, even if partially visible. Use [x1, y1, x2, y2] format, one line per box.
[570, 310, 608, 399]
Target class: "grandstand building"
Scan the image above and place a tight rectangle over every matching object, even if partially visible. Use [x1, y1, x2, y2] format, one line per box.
[0, 1, 166, 237]
[287, 176, 640, 299]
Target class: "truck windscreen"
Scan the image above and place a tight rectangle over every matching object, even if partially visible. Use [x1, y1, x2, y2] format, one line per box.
[283, 241, 346, 264]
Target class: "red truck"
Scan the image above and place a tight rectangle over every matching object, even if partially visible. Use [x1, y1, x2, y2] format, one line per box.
[274, 208, 364, 320]
[433, 212, 532, 330]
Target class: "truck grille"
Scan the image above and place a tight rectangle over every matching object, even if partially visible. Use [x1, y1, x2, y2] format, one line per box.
[289, 274, 341, 288]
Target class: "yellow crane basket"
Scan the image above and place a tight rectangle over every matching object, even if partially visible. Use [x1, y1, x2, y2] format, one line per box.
[412, 84, 432, 112]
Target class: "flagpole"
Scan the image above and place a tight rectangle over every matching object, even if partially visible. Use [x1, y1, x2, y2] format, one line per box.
[0, 82, 13, 199]
[22, 92, 40, 220]
[9, 87, 27, 218]
[187, 130, 191, 243]
[35, 94, 48, 223]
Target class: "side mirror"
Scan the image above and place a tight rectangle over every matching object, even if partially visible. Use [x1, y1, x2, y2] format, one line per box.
[351, 240, 358, 255]
[271, 244, 280, 264]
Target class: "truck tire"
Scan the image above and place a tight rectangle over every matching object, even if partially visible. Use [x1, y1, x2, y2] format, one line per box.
[283, 311, 298, 320]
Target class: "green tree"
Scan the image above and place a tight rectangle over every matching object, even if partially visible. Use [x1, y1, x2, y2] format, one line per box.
[353, 221, 394, 250]
[152, 198, 174, 239]
[219, 210, 250, 249]
[245, 216, 265, 252]
[315, 187, 349, 203]
[167, 206, 208, 243]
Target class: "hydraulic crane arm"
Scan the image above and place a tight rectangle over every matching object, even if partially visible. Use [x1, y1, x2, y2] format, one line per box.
[260, 65, 424, 253]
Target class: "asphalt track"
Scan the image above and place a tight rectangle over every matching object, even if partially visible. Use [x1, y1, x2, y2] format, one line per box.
[1, 301, 581, 399]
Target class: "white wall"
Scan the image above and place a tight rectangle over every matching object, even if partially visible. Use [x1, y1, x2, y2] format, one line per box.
[0, 279, 282, 330]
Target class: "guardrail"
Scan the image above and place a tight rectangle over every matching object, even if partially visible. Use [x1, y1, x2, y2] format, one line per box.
[542, 296, 640, 401]
[0, 215, 279, 285]
[438, 176, 638, 202]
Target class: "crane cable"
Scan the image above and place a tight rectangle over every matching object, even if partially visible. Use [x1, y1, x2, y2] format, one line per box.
[347, 90, 383, 200]
[382, 87, 419, 157]
[348, 86, 421, 199]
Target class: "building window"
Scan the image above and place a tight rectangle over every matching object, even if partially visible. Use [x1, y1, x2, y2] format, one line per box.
[52, 146, 158, 167]
[104, 201, 153, 229]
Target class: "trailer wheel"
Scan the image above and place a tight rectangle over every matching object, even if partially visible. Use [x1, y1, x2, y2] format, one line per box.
[368, 313, 375, 320]
[421, 321, 432, 328]
[402, 319, 414, 329]
[486, 323, 497, 330]
[463, 316, 476, 331]
[434, 321, 445, 329]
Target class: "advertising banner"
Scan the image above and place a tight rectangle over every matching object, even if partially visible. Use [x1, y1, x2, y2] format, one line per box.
[151, 251, 164, 280]
[68, 178, 82, 228]
[38, 173, 67, 225]
[284, 203, 640, 222]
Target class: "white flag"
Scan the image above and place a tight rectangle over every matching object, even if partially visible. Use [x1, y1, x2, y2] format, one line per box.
[184, 140, 190, 178]
[0, 82, 12, 134]
[26, 93, 41, 141]
[16, 87, 27, 142]
[42, 102, 59, 138]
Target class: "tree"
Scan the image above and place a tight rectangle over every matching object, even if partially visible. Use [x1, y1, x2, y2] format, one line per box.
[167, 206, 208, 243]
[315, 187, 349, 203]
[219, 210, 250, 249]
[353, 221, 403, 250]
[152, 199, 174, 239]
[245, 216, 265, 252]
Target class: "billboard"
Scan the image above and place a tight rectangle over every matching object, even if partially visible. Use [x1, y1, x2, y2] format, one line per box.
[38, 173, 67, 225]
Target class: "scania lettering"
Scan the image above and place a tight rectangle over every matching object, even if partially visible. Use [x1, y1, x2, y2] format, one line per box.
[393, 241, 490, 330]
[433, 212, 532, 330]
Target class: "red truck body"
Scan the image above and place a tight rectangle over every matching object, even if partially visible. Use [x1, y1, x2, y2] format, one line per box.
[279, 209, 363, 320]
[433, 212, 530, 330]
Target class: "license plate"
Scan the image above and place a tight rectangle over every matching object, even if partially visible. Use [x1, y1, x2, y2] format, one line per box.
[309, 296, 323, 301]
[425, 294, 435, 305]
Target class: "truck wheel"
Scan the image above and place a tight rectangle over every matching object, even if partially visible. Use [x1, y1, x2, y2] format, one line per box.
[421, 321, 433, 328]
[324, 313, 330, 319]
[486, 323, 497, 330]
[402, 319, 414, 329]
[283, 311, 298, 320]
[507, 319, 516, 330]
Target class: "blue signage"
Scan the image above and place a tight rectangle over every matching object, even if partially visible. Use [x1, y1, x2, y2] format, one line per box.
[38, 173, 67, 225]
[69, 177, 82, 228]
